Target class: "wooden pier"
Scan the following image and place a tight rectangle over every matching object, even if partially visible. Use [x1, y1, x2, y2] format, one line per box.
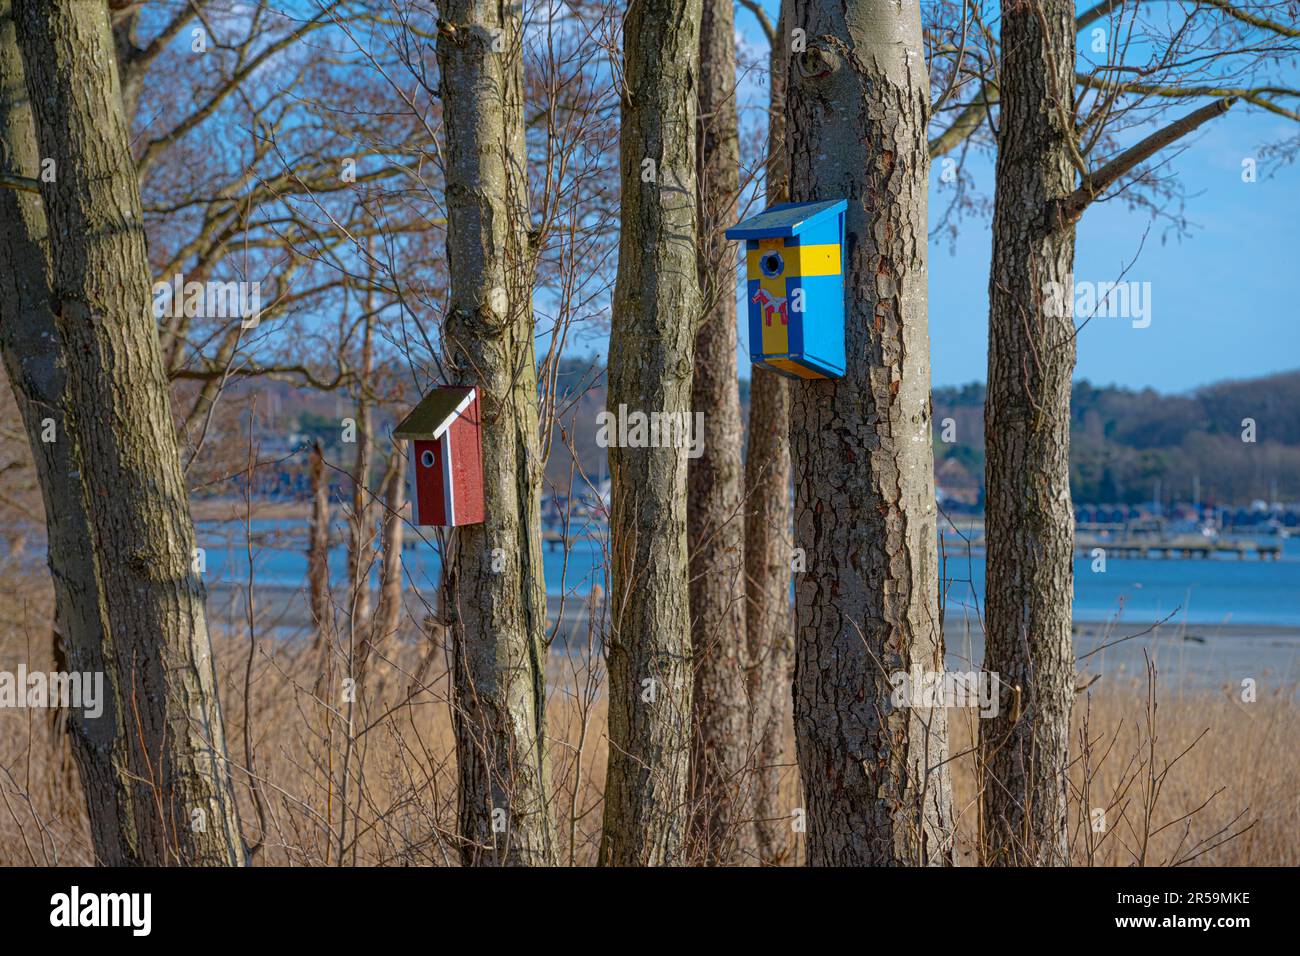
[1073, 533, 1281, 560]
[940, 522, 1283, 561]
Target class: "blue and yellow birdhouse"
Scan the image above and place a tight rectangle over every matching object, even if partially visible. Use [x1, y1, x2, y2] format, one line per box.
[725, 199, 847, 380]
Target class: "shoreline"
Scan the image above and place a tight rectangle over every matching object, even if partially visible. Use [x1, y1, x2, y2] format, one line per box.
[204, 580, 1300, 638]
[205, 582, 1299, 691]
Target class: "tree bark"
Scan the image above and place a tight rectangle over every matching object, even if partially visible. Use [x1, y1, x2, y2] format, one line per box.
[354, 443, 403, 685]
[109, 4, 144, 122]
[307, 442, 333, 647]
[979, 0, 1077, 867]
[347, 312, 375, 631]
[688, 0, 753, 865]
[372, 443, 405, 656]
[0, 0, 117, 859]
[11, 0, 245, 865]
[745, 0, 795, 866]
[786, 0, 954, 866]
[599, 0, 702, 867]
[436, 0, 555, 866]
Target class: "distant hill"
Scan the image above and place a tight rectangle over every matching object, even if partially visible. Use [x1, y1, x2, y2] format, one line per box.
[241, 360, 1300, 509]
[931, 370, 1300, 507]
[544, 361, 1300, 507]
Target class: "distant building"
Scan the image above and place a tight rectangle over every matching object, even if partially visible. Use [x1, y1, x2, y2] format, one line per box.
[936, 458, 980, 506]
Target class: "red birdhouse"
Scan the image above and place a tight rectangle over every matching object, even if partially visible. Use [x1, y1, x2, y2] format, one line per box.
[393, 386, 484, 527]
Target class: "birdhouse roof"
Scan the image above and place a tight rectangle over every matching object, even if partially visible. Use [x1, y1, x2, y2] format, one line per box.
[726, 199, 848, 240]
[393, 386, 476, 440]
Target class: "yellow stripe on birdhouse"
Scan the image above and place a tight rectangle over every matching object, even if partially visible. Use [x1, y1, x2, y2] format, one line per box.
[745, 243, 842, 281]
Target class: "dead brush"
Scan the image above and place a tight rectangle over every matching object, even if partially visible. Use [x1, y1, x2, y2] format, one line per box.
[0, 569, 1295, 866]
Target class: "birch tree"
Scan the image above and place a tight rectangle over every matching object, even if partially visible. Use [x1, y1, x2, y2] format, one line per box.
[600, 0, 703, 866]
[435, 0, 555, 866]
[688, 0, 754, 864]
[786, 0, 954, 865]
[7, 0, 245, 865]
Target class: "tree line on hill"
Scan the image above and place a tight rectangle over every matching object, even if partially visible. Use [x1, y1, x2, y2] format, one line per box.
[533, 360, 1300, 508]
[935, 370, 1300, 506]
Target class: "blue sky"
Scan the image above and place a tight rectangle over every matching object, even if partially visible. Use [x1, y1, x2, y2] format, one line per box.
[925, 109, 1300, 393]
[726, 0, 1300, 394]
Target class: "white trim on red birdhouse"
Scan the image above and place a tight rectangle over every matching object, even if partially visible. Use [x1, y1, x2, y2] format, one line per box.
[431, 387, 476, 441]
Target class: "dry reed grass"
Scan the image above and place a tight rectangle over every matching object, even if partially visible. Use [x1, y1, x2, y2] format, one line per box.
[0, 572, 1294, 866]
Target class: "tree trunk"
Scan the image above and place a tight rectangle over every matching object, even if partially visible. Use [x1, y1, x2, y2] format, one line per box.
[377, 443, 406, 636]
[367, 443, 406, 675]
[688, 0, 753, 865]
[436, 0, 555, 866]
[11, 0, 245, 865]
[348, 308, 376, 632]
[0, 0, 115, 856]
[307, 442, 333, 647]
[745, 0, 795, 866]
[109, 6, 145, 122]
[599, 0, 702, 867]
[979, 0, 1077, 867]
[786, 0, 953, 866]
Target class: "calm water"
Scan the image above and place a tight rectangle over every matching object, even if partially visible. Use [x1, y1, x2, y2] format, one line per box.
[198, 520, 1300, 628]
[941, 537, 1300, 627]
[198, 518, 609, 599]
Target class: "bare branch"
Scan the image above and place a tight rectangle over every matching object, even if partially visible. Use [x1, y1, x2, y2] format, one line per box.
[0, 171, 39, 193]
[1201, 0, 1300, 38]
[1058, 96, 1236, 221]
[737, 0, 775, 45]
